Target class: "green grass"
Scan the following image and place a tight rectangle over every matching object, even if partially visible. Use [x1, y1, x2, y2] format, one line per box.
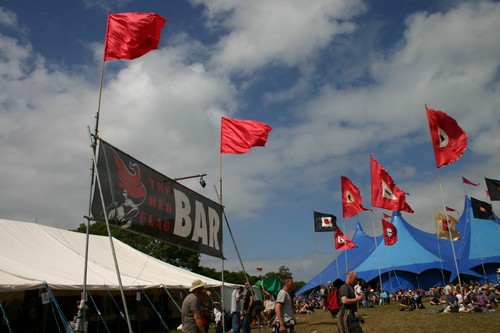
[292, 302, 500, 333]
[165, 301, 500, 333]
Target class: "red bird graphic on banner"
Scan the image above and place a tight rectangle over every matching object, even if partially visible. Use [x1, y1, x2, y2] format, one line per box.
[426, 105, 468, 168]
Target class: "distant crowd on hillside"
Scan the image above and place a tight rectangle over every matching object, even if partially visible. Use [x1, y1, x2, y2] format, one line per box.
[295, 277, 500, 316]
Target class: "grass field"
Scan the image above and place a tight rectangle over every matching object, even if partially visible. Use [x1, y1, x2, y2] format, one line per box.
[290, 302, 500, 333]
[167, 301, 499, 333]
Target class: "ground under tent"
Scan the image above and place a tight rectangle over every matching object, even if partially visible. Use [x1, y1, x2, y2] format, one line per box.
[0, 218, 237, 332]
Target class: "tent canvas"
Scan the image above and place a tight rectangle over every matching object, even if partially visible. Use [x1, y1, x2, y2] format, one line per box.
[0, 218, 231, 292]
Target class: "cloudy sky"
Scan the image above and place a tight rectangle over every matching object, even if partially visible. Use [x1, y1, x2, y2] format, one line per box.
[1, 0, 499, 283]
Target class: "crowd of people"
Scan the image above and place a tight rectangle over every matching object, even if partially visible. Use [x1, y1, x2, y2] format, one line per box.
[181, 278, 286, 333]
[425, 281, 499, 313]
[180, 271, 500, 333]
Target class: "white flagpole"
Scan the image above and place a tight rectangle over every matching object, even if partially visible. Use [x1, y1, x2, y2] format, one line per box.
[436, 168, 462, 287]
[87, 129, 133, 333]
[78, 56, 107, 333]
[342, 222, 348, 274]
[370, 211, 383, 293]
[218, 150, 226, 333]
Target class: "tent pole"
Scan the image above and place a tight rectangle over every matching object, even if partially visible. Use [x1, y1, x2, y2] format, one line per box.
[218, 151, 226, 333]
[436, 168, 462, 287]
[435, 236, 447, 286]
[78, 59, 107, 333]
[89, 133, 133, 333]
[370, 211, 383, 293]
[342, 222, 348, 274]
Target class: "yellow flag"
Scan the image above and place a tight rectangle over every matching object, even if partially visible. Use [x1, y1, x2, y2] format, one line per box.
[435, 211, 460, 240]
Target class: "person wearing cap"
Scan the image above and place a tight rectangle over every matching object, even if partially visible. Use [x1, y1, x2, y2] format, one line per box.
[181, 279, 208, 333]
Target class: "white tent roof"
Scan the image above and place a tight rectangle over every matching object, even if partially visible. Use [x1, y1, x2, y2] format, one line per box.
[0, 219, 228, 292]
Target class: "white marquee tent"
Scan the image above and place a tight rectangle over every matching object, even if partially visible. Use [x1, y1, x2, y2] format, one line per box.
[0, 218, 229, 292]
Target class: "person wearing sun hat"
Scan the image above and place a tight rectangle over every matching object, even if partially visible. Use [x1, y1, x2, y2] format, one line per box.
[181, 279, 208, 333]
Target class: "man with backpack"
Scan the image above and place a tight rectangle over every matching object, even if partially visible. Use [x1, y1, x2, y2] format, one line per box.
[337, 272, 365, 333]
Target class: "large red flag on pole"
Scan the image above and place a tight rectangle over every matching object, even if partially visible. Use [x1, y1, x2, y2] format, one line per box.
[334, 229, 357, 250]
[370, 155, 413, 213]
[341, 176, 369, 218]
[425, 105, 468, 168]
[381, 219, 398, 246]
[220, 117, 272, 154]
[104, 12, 166, 61]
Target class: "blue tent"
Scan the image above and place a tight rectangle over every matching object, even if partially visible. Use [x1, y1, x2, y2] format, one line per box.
[296, 197, 500, 295]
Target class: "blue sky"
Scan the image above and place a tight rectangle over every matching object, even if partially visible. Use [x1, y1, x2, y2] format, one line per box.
[1, 0, 499, 283]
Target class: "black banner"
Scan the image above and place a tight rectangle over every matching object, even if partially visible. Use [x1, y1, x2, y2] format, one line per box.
[91, 139, 223, 258]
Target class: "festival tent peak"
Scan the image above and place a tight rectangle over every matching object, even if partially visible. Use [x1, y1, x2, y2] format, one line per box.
[0, 218, 231, 292]
[297, 197, 500, 295]
[295, 223, 381, 296]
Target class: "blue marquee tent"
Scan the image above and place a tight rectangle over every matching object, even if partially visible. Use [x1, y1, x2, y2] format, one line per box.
[297, 197, 500, 295]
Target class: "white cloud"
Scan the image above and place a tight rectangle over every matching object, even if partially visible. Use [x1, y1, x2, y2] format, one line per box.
[1, 1, 500, 284]
[194, 0, 366, 74]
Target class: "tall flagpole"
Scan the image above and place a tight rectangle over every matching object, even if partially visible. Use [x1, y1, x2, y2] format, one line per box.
[77, 50, 107, 333]
[88, 129, 133, 333]
[370, 211, 383, 292]
[218, 150, 226, 333]
[436, 169, 462, 287]
[342, 222, 348, 274]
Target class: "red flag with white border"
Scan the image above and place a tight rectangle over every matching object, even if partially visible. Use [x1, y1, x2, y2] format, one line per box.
[426, 105, 467, 168]
[341, 176, 369, 218]
[370, 155, 413, 213]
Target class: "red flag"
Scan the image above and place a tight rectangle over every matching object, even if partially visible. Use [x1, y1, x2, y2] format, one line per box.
[220, 117, 272, 154]
[425, 105, 468, 168]
[104, 13, 166, 61]
[381, 219, 398, 246]
[445, 206, 459, 213]
[341, 176, 369, 218]
[462, 176, 479, 187]
[383, 212, 392, 219]
[334, 229, 357, 250]
[370, 156, 414, 213]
